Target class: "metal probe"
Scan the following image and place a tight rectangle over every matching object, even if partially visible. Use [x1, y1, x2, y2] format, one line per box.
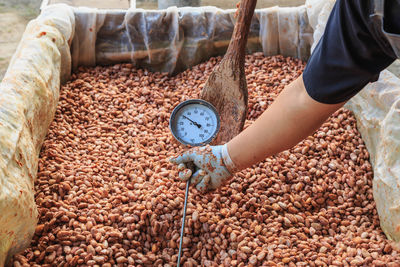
[177, 179, 190, 267]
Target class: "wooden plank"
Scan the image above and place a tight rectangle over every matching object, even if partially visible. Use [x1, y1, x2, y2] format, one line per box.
[47, 0, 130, 9]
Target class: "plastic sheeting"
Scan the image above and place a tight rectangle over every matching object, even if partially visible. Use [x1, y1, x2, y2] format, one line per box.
[348, 71, 400, 241]
[306, 0, 400, 241]
[71, 5, 313, 74]
[0, 5, 74, 266]
[305, 0, 335, 52]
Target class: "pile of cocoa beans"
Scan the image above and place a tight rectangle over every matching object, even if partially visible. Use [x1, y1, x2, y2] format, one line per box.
[12, 53, 400, 266]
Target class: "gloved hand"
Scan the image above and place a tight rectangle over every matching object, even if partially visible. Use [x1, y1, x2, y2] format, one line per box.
[170, 144, 237, 192]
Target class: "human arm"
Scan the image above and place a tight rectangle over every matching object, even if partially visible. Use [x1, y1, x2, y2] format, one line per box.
[229, 0, 399, 170]
[170, 76, 343, 191]
[227, 74, 344, 170]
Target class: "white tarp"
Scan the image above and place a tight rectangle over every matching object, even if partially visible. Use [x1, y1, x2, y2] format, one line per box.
[70, 5, 312, 74]
[0, 5, 74, 266]
[348, 71, 400, 241]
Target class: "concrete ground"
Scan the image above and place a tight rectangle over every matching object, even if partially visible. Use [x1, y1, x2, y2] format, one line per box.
[0, 0, 41, 80]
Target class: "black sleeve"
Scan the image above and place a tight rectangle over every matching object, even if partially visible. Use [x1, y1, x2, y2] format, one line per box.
[303, 0, 398, 104]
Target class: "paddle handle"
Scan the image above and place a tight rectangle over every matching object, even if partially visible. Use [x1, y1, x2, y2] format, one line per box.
[225, 0, 257, 66]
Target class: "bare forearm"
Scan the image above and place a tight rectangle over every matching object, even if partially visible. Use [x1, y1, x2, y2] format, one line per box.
[227, 75, 344, 170]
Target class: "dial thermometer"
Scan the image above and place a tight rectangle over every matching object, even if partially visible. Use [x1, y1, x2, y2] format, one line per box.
[169, 99, 220, 267]
[169, 99, 220, 146]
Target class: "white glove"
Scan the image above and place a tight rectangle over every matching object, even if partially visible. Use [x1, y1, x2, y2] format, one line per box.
[170, 144, 237, 192]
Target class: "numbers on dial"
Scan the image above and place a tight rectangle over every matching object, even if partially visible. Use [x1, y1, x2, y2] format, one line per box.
[172, 102, 219, 145]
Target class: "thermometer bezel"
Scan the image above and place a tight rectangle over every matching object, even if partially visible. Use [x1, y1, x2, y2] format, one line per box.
[169, 99, 220, 146]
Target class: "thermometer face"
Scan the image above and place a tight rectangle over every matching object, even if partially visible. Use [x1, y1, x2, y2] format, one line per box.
[170, 99, 220, 146]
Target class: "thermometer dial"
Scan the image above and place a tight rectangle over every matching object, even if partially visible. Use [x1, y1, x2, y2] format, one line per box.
[169, 99, 220, 146]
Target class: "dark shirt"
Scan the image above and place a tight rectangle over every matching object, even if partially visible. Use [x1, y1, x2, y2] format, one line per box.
[303, 0, 400, 104]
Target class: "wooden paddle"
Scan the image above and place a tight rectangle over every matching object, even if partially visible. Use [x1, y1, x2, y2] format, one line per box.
[201, 0, 257, 144]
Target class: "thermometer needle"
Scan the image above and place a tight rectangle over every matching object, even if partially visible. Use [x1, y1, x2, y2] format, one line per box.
[182, 115, 202, 128]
